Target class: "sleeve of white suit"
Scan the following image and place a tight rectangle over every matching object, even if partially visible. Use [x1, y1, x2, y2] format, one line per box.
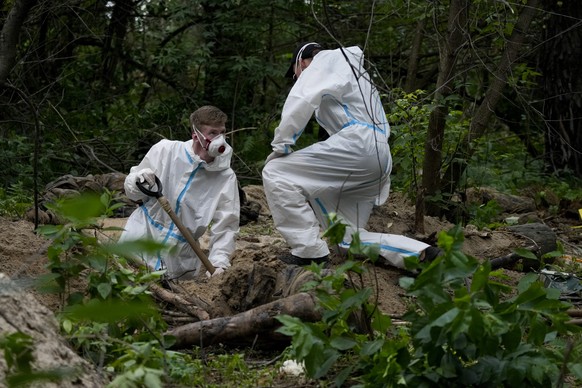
[207, 173, 240, 269]
[271, 50, 351, 154]
[124, 143, 162, 202]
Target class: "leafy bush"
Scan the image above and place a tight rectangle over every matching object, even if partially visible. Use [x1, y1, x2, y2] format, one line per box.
[401, 226, 581, 386]
[276, 220, 582, 386]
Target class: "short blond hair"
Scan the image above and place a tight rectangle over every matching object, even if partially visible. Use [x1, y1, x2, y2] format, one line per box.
[189, 105, 227, 130]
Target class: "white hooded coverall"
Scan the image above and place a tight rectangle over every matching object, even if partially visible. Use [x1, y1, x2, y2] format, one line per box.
[120, 139, 240, 279]
[262, 46, 428, 268]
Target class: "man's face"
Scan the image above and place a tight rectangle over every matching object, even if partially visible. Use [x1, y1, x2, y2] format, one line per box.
[193, 124, 226, 145]
[192, 123, 226, 161]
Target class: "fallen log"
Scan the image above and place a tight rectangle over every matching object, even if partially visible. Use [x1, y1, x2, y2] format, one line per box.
[166, 292, 321, 349]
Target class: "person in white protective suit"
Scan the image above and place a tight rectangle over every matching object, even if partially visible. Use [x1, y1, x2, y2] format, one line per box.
[119, 105, 240, 280]
[263, 42, 439, 268]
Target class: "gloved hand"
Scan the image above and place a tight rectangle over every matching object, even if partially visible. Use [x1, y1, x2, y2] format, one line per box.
[206, 266, 226, 278]
[136, 168, 156, 187]
[265, 151, 285, 164]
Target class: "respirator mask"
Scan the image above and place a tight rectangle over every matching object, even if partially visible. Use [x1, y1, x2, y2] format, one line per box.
[193, 125, 227, 157]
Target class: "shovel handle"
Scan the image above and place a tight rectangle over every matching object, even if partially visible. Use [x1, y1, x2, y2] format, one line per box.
[136, 176, 163, 198]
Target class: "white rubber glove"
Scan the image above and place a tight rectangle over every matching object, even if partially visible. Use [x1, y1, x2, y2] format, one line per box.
[206, 266, 226, 278]
[265, 151, 285, 164]
[136, 168, 156, 187]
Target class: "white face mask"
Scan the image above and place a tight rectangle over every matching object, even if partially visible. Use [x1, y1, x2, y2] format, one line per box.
[206, 135, 227, 157]
[193, 126, 227, 157]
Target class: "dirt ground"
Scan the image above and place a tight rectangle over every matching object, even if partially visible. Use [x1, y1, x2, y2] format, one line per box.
[2, 185, 581, 322]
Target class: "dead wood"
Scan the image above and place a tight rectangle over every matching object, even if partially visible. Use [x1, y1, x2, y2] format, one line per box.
[149, 283, 210, 321]
[166, 292, 321, 349]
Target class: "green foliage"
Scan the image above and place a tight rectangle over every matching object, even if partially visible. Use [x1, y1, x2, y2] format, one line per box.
[0, 182, 32, 219]
[0, 136, 36, 190]
[468, 127, 544, 193]
[24, 191, 280, 386]
[467, 199, 503, 230]
[277, 213, 408, 385]
[0, 332, 34, 377]
[277, 220, 582, 386]
[35, 191, 157, 300]
[388, 89, 471, 199]
[545, 177, 582, 203]
[387, 89, 432, 195]
[401, 226, 581, 385]
[32, 192, 167, 364]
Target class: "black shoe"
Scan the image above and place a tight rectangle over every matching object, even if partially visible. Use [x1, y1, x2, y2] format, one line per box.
[277, 252, 328, 266]
[422, 246, 443, 262]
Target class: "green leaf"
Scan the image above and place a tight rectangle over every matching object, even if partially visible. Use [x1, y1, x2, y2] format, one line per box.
[322, 213, 347, 245]
[570, 363, 582, 379]
[62, 319, 73, 334]
[370, 308, 392, 332]
[62, 299, 157, 322]
[516, 273, 539, 293]
[361, 339, 385, 356]
[416, 307, 460, 342]
[330, 336, 357, 351]
[54, 193, 107, 223]
[143, 368, 163, 387]
[33, 272, 63, 294]
[97, 282, 112, 299]
[340, 288, 372, 311]
[310, 349, 340, 379]
[514, 247, 538, 261]
[398, 276, 415, 290]
[88, 255, 108, 272]
[470, 263, 490, 292]
[6, 367, 77, 387]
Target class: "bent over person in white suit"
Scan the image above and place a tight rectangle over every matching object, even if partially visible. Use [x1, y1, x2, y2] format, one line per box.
[263, 42, 437, 267]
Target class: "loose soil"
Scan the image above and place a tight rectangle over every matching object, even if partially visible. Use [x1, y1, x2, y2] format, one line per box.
[2, 185, 581, 320]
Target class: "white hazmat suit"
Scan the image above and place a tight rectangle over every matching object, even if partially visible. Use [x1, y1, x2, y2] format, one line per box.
[262, 46, 428, 268]
[120, 139, 240, 279]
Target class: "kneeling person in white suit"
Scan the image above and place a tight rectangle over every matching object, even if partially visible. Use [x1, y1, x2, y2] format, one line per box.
[120, 105, 240, 280]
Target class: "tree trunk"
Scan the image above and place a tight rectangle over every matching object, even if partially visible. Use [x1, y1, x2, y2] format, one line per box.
[101, 0, 134, 88]
[439, 0, 541, 197]
[404, 18, 426, 93]
[539, 0, 582, 178]
[166, 292, 321, 349]
[421, 0, 468, 218]
[0, 0, 37, 83]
